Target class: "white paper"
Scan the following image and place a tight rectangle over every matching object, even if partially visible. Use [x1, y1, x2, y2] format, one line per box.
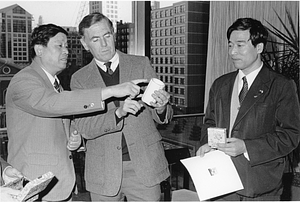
[180, 150, 244, 201]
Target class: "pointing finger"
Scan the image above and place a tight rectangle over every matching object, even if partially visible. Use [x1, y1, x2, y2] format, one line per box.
[131, 79, 148, 85]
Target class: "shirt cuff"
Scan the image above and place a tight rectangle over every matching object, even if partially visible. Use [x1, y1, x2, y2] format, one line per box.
[244, 152, 250, 161]
[100, 101, 105, 109]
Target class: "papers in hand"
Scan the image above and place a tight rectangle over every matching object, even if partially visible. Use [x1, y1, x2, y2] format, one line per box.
[180, 150, 243, 201]
[3, 171, 54, 202]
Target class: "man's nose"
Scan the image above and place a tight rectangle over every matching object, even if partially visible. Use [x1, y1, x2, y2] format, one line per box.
[100, 38, 108, 47]
[63, 47, 69, 54]
[229, 46, 238, 55]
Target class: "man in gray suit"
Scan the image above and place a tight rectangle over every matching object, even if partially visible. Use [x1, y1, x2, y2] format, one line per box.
[6, 23, 146, 201]
[71, 13, 172, 201]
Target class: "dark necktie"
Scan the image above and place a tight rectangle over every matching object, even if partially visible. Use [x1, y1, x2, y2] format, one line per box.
[53, 79, 61, 93]
[239, 76, 248, 105]
[104, 61, 113, 75]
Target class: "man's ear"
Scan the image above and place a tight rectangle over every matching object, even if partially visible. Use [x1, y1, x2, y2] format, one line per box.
[80, 38, 89, 51]
[256, 43, 264, 54]
[34, 45, 43, 56]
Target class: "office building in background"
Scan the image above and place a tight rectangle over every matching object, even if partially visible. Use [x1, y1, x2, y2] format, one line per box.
[89, 1, 118, 30]
[0, 4, 32, 65]
[151, 1, 209, 113]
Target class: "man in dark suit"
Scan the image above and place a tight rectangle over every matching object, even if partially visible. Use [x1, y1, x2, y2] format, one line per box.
[197, 18, 300, 200]
[0, 157, 23, 201]
[6, 23, 146, 201]
[71, 13, 172, 201]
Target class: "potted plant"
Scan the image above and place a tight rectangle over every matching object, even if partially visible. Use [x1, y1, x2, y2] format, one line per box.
[262, 8, 299, 96]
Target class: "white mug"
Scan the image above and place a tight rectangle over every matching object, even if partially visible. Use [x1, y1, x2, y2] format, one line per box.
[142, 78, 165, 105]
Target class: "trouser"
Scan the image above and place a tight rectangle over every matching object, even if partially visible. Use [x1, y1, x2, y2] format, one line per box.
[90, 161, 161, 201]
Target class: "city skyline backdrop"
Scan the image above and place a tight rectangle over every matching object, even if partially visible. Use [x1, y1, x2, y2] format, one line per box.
[0, 1, 176, 28]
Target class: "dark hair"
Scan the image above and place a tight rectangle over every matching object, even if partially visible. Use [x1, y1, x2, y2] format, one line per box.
[30, 24, 68, 59]
[227, 18, 268, 48]
[78, 12, 114, 36]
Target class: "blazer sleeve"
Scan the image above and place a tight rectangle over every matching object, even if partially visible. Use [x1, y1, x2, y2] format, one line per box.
[8, 71, 105, 117]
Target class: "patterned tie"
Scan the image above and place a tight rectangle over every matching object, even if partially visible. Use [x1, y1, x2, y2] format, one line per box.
[239, 76, 248, 105]
[53, 79, 61, 93]
[104, 61, 113, 75]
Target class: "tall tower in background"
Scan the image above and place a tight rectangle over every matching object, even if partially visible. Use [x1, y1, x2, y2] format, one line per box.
[89, 1, 118, 30]
[151, 1, 210, 113]
[151, 1, 160, 10]
[37, 15, 43, 26]
[0, 4, 32, 64]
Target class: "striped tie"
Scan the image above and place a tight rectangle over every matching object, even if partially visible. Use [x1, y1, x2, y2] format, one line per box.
[104, 61, 113, 75]
[53, 79, 61, 93]
[239, 76, 248, 105]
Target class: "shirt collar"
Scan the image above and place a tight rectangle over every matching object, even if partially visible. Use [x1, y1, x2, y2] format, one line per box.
[238, 63, 263, 90]
[95, 52, 119, 72]
[41, 67, 59, 86]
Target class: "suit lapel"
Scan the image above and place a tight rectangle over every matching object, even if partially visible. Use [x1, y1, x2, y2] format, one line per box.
[31, 60, 54, 90]
[219, 72, 237, 128]
[233, 66, 271, 128]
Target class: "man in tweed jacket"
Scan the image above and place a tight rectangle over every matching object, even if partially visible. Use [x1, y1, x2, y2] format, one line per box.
[71, 13, 172, 201]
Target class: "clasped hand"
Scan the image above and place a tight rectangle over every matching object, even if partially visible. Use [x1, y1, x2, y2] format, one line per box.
[148, 89, 170, 113]
[115, 80, 170, 118]
[196, 138, 246, 157]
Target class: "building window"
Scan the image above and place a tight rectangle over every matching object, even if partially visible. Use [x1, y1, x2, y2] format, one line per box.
[165, 66, 168, 73]
[174, 87, 179, 94]
[180, 98, 185, 105]
[175, 78, 179, 84]
[180, 88, 185, 95]
[180, 68, 185, 74]
[13, 6, 25, 14]
[13, 20, 26, 33]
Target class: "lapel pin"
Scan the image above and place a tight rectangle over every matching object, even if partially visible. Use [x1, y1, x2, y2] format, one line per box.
[254, 90, 264, 98]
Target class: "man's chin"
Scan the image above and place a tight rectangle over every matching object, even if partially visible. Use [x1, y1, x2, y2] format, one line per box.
[232, 62, 243, 69]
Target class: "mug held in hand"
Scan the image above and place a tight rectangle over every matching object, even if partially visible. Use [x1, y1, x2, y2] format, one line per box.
[142, 78, 165, 105]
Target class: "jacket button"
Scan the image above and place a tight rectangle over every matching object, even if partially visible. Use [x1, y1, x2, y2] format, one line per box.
[117, 146, 121, 150]
[84, 105, 88, 109]
[69, 155, 72, 159]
